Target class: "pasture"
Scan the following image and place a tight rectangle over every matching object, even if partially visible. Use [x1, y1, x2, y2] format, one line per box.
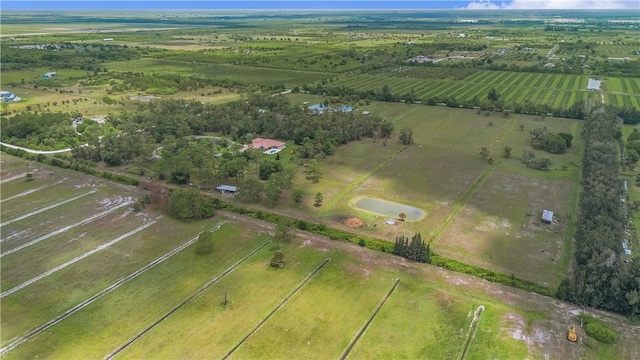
[278, 100, 581, 289]
[1, 154, 638, 359]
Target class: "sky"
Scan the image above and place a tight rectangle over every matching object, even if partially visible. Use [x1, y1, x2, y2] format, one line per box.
[1, 0, 638, 11]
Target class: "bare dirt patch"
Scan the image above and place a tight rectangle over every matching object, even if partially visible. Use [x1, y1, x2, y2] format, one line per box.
[346, 218, 364, 227]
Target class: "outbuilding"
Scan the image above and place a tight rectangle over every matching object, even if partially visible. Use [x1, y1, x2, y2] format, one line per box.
[542, 210, 553, 224]
[216, 185, 237, 194]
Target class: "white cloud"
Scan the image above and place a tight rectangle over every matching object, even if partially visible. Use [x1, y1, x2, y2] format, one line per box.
[465, 0, 501, 9]
[466, 0, 638, 9]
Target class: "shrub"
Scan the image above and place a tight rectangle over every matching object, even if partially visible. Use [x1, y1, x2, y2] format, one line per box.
[270, 250, 285, 268]
[195, 232, 214, 255]
[577, 314, 617, 344]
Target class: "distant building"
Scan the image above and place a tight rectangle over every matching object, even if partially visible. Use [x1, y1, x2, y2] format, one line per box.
[240, 138, 286, 154]
[587, 78, 602, 91]
[362, 111, 370, 115]
[542, 210, 553, 224]
[43, 72, 57, 78]
[103, 38, 114, 41]
[544, 63, 555, 68]
[0, 91, 21, 102]
[216, 185, 237, 194]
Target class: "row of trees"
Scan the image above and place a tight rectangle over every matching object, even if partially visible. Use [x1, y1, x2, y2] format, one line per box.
[393, 233, 431, 263]
[556, 106, 640, 318]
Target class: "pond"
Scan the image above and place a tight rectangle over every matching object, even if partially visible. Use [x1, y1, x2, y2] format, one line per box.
[352, 197, 425, 220]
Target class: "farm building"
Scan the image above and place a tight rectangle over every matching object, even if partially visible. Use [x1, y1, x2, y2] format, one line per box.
[307, 103, 355, 115]
[544, 63, 555, 68]
[0, 91, 21, 102]
[43, 72, 57, 78]
[240, 138, 286, 154]
[587, 78, 602, 91]
[362, 111, 370, 115]
[216, 185, 237, 194]
[542, 210, 553, 224]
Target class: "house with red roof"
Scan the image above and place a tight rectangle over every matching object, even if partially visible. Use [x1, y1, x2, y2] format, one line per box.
[240, 138, 286, 154]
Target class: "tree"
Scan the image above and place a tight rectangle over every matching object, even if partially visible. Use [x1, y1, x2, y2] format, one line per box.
[237, 178, 263, 202]
[487, 157, 494, 165]
[274, 219, 294, 248]
[314, 192, 323, 207]
[292, 188, 305, 204]
[480, 146, 490, 159]
[264, 179, 282, 208]
[195, 231, 214, 255]
[398, 212, 407, 221]
[503, 146, 512, 158]
[379, 121, 394, 139]
[270, 250, 285, 268]
[487, 88, 500, 103]
[25, 173, 33, 181]
[399, 127, 413, 145]
[304, 159, 323, 183]
[543, 133, 568, 154]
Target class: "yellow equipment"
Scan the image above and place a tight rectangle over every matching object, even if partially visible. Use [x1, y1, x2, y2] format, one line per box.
[567, 324, 578, 342]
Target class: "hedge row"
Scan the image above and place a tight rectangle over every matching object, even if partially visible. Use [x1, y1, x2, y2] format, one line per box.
[1, 145, 139, 187]
[431, 256, 554, 297]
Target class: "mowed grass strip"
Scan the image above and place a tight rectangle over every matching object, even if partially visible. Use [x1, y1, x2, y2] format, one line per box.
[0, 216, 209, 348]
[230, 254, 400, 359]
[1, 223, 265, 359]
[0, 207, 143, 290]
[0, 180, 66, 204]
[115, 242, 330, 359]
[0, 171, 65, 200]
[0, 190, 135, 248]
[0, 189, 97, 226]
[347, 278, 476, 359]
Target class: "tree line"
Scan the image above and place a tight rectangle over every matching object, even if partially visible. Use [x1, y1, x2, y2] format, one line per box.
[556, 106, 640, 318]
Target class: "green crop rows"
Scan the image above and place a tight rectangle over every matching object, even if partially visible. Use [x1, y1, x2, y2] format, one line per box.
[330, 70, 640, 109]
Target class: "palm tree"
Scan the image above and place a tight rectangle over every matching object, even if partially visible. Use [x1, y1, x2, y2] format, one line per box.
[399, 212, 407, 221]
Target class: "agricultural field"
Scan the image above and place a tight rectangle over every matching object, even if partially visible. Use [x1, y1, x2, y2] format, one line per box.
[106, 59, 334, 88]
[1, 156, 639, 359]
[328, 71, 640, 109]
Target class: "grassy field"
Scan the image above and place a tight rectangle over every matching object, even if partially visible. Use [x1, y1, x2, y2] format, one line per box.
[1, 155, 639, 359]
[273, 98, 581, 289]
[106, 59, 334, 87]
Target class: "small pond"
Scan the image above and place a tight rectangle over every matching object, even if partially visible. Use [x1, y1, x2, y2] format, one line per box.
[353, 197, 425, 220]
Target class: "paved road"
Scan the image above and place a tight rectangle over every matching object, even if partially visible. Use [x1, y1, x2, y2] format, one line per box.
[0, 141, 74, 154]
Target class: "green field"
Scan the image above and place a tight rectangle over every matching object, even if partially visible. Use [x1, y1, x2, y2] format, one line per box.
[106, 59, 334, 88]
[328, 71, 640, 109]
[2, 155, 638, 359]
[272, 97, 580, 289]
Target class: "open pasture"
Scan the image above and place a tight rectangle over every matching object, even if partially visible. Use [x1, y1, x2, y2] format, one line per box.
[288, 103, 581, 288]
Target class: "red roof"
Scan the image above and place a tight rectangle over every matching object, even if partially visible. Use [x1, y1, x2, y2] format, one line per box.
[251, 138, 285, 149]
